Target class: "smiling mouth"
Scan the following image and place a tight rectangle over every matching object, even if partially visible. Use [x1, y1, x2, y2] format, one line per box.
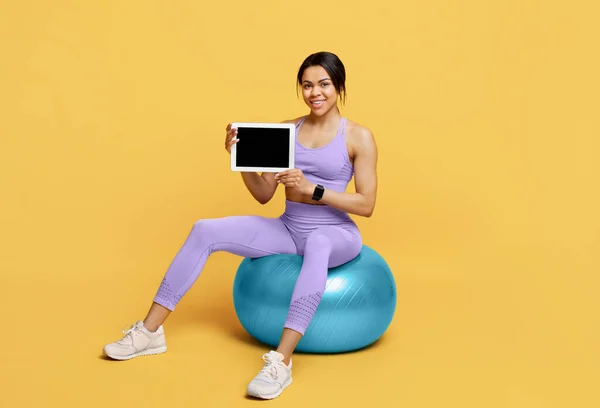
[310, 100, 326, 106]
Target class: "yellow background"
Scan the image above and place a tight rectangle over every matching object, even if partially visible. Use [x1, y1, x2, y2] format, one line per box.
[1, 0, 598, 407]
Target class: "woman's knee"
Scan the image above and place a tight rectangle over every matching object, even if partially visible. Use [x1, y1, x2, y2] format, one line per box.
[305, 226, 360, 249]
[306, 226, 362, 268]
[189, 218, 224, 245]
[192, 218, 222, 233]
[304, 231, 333, 254]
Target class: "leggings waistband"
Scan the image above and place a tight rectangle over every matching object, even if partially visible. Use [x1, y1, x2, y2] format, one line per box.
[282, 199, 353, 223]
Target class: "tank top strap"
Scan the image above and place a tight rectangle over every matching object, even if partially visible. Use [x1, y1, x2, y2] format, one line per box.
[338, 117, 347, 139]
[296, 116, 307, 130]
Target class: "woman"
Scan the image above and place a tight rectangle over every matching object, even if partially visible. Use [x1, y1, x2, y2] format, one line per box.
[103, 51, 378, 400]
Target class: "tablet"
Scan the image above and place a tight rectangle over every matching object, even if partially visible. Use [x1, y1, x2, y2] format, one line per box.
[230, 122, 296, 172]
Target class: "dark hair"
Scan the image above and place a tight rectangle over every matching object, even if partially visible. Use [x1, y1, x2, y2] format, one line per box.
[297, 51, 347, 105]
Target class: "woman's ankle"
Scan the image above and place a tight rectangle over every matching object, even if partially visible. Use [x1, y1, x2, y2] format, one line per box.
[142, 320, 160, 332]
[275, 349, 292, 366]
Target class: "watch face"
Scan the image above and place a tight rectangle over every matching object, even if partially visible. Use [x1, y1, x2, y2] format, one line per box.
[313, 185, 324, 200]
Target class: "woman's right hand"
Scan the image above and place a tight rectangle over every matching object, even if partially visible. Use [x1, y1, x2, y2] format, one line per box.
[225, 123, 239, 154]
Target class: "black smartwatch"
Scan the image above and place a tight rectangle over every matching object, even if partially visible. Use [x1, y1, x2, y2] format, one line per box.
[312, 184, 325, 201]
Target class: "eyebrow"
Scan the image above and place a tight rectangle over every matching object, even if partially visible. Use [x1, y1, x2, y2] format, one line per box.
[302, 78, 331, 84]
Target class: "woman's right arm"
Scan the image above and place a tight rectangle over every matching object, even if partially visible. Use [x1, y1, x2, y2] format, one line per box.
[241, 172, 278, 205]
[225, 123, 278, 205]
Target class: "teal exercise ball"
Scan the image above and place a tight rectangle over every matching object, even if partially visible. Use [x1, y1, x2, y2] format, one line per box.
[232, 245, 396, 353]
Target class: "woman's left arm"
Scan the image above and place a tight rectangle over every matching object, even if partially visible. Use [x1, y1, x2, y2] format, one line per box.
[317, 127, 378, 217]
[275, 126, 379, 217]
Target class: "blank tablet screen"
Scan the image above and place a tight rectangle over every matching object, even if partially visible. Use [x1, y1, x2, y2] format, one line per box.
[235, 127, 291, 168]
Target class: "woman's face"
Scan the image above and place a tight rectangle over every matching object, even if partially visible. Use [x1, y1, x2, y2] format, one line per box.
[300, 65, 339, 116]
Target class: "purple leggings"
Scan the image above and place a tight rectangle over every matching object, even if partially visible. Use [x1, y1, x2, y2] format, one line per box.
[153, 200, 362, 335]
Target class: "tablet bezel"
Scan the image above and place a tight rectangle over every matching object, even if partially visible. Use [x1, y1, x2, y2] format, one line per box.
[230, 122, 296, 173]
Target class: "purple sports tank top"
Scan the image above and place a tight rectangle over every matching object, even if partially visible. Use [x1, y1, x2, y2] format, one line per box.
[294, 116, 354, 192]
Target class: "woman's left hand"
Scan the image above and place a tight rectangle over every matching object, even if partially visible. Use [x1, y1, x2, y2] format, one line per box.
[274, 168, 314, 196]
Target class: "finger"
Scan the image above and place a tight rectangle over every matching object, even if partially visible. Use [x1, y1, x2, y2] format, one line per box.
[226, 129, 238, 142]
[278, 169, 294, 177]
[282, 178, 297, 186]
[225, 137, 238, 149]
[226, 123, 231, 130]
[280, 172, 297, 181]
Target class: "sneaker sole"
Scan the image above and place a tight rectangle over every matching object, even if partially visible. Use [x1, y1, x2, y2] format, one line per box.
[248, 377, 293, 400]
[103, 345, 167, 360]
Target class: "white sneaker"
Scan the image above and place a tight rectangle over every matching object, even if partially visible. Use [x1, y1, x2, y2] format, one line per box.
[247, 351, 293, 399]
[103, 321, 167, 360]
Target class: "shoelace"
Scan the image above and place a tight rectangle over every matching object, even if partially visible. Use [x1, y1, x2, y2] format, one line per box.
[256, 354, 281, 380]
[116, 323, 142, 345]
